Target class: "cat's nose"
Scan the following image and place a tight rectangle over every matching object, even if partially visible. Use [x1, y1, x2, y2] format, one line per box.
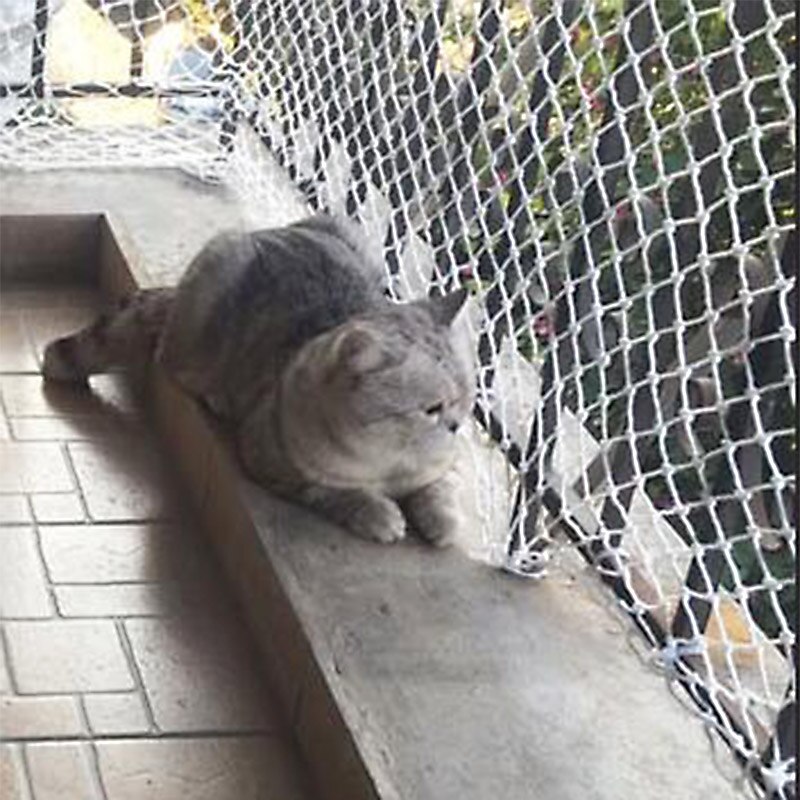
[446, 420, 460, 434]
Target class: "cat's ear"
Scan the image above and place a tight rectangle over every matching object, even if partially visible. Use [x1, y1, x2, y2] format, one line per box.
[334, 325, 386, 373]
[419, 288, 469, 327]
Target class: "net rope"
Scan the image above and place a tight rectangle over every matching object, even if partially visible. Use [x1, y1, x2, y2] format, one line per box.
[0, 0, 795, 795]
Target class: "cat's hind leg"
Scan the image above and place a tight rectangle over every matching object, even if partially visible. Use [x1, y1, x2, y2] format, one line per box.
[42, 288, 175, 384]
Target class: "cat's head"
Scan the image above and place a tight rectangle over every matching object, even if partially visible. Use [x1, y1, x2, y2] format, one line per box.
[280, 289, 474, 495]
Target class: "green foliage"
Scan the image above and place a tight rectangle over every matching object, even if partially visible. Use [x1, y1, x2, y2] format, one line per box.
[428, 0, 796, 642]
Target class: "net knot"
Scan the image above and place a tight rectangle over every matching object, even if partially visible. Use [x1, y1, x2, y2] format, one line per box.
[760, 759, 795, 795]
[654, 637, 705, 674]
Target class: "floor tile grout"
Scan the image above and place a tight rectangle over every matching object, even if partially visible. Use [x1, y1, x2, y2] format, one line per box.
[17, 741, 36, 800]
[57, 440, 91, 522]
[0, 623, 20, 694]
[29, 512, 60, 620]
[76, 695, 111, 800]
[3, 729, 281, 744]
[113, 620, 158, 736]
[1, 287, 312, 798]
[86, 739, 110, 800]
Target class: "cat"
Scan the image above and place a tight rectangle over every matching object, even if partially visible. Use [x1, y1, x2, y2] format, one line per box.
[43, 215, 474, 546]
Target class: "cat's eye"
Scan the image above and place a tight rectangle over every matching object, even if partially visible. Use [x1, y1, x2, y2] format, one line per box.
[425, 402, 444, 416]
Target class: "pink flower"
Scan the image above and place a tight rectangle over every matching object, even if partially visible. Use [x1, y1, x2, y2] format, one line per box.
[533, 310, 555, 340]
[582, 83, 603, 113]
[459, 265, 475, 281]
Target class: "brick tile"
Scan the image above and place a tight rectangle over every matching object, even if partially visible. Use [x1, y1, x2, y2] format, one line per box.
[2, 285, 309, 797]
[39, 523, 181, 584]
[5, 620, 134, 693]
[0, 696, 84, 739]
[26, 742, 100, 800]
[0, 312, 38, 373]
[0, 744, 30, 800]
[55, 584, 180, 618]
[96, 737, 310, 800]
[0, 528, 52, 617]
[84, 692, 150, 736]
[0, 374, 138, 417]
[10, 416, 121, 442]
[0, 442, 72, 493]
[31, 493, 85, 524]
[0, 495, 31, 524]
[68, 439, 176, 521]
[125, 616, 278, 733]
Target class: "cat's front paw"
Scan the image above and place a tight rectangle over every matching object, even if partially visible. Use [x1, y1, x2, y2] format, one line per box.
[399, 477, 461, 547]
[350, 497, 407, 544]
[408, 504, 460, 548]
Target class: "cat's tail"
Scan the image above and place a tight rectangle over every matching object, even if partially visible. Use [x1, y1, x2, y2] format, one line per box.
[42, 288, 176, 384]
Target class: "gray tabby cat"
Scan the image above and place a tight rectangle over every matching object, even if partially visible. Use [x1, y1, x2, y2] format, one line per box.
[43, 216, 474, 546]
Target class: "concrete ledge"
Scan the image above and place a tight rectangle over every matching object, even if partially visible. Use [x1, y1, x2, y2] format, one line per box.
[149, 375, 741, 800]
[0, 214, 101, 282]
[149, 373, 380, 800]
[0, 177, 741, 800]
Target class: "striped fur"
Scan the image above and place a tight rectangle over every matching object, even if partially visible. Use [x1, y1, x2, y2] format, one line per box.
[42, 288, 175, 383]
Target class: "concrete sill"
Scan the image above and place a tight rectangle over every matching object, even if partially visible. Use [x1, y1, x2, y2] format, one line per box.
[0, 200, 739, 800]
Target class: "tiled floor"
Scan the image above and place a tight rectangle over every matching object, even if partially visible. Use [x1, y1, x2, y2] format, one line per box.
[0, 287, 313, 799]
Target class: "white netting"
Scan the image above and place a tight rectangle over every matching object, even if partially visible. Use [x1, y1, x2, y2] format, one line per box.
[0, 0, 795, 795]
